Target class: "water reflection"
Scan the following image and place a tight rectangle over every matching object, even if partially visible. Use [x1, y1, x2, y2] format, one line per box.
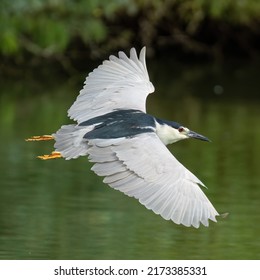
[0, 60, 259, 260]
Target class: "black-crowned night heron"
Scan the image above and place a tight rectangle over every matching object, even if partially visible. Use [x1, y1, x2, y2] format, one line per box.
[27, 47, 219, 228]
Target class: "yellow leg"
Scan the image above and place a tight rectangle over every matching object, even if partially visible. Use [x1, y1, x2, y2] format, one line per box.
[25, 135, 54, 141]
[38, 151, 62, 160]
[26, 134, 61, 160]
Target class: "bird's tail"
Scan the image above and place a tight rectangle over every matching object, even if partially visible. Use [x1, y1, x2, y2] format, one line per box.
[26, 124, 90, 160]
[53, 124, 89, 160]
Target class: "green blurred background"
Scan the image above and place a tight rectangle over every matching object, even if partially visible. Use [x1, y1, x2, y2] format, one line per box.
[1, 0, 260, 65]
[0, 0, 260, 260]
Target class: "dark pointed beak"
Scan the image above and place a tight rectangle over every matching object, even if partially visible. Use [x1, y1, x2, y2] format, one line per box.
[187, 130, 210, 142]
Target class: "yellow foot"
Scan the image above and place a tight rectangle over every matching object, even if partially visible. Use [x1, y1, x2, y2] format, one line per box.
[25, 135, 54, 141]
[38, 151, 62, 160]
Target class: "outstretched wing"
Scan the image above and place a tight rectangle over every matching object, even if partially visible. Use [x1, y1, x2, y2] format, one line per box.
[68, 47, 155, 123]
[87, 133, 219, 228]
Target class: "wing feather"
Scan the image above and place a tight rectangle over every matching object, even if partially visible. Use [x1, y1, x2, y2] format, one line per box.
[68, 47, 154, 123]
[103, 171, 133, 184]
[87, 133, 218, 228]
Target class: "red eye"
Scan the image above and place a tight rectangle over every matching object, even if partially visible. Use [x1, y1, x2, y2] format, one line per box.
[178, 127, 184, 132]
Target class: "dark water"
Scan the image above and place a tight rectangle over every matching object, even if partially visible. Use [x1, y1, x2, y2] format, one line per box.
[0, 58, 259, 260]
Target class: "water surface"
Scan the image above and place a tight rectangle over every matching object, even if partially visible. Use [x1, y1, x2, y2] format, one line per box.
[0, 58, 259, 259]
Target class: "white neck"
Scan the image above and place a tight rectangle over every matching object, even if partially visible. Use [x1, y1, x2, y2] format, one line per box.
[155, 121, 187, 145]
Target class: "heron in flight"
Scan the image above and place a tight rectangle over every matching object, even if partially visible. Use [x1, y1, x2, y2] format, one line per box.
[27, 47, 219, 228]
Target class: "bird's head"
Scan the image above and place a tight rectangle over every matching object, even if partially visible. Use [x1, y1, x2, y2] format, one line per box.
[155, 119, 210, 145]
[175, 125, 210, 142]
